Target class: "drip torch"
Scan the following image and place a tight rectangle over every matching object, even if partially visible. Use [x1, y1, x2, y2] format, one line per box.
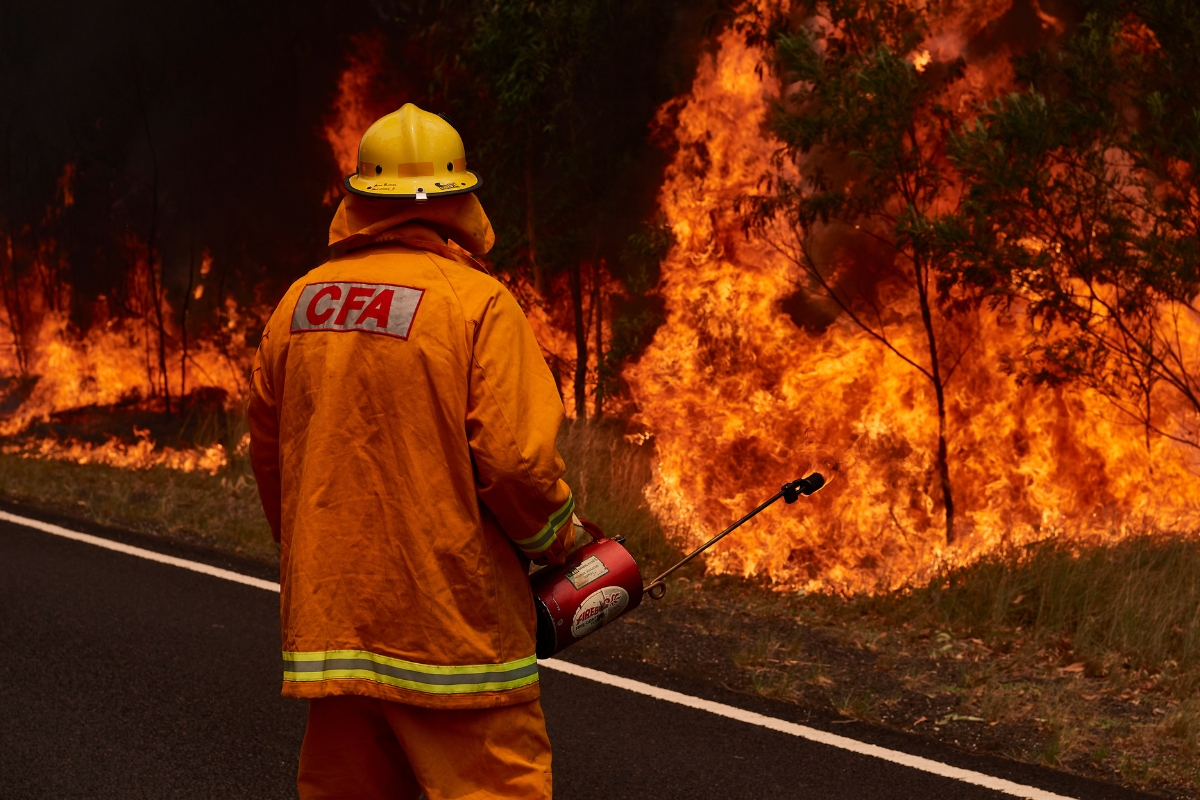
[531, 472, 829, 658]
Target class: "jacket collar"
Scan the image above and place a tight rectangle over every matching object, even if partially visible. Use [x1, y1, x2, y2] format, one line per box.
[328, 191, 495, 273]
[351, 221, 491, 274]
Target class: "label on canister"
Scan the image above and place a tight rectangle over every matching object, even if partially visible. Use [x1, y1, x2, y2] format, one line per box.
[564, 555, 609, 590]
[571, 586, 630, 639]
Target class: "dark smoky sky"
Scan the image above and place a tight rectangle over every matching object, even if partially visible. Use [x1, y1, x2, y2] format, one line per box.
[1, 0, 379, 319]
[0, 0, 730, 329]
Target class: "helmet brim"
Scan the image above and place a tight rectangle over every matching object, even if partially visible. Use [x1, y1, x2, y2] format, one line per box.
[343, 170, 482, 199]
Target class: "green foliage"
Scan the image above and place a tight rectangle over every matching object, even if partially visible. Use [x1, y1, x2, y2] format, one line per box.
[748, 0, 962, 249]
[469, 1, 593, 121]
[458, 0, 678, 276]
[620, 219, 674, 296]
[594, 218, 675, 404]
[946, 8, 1200, 433]
[373, 0, 683, 412]
[764, 4, 942, 228]
[746, 0, 970, 368]
[372, 0, 678, 271]
[463, 0, 597, 266]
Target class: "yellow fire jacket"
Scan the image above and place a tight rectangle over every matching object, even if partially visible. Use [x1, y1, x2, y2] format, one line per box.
[248, 193, 575, 709]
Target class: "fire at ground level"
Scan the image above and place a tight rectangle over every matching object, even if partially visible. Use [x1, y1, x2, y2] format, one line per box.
[1, 0, 1198, 595]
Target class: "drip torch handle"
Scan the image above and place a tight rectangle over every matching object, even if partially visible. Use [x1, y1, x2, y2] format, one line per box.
[643, 472, 826, 600]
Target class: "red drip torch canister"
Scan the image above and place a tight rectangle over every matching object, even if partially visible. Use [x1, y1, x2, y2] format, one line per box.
[531, 536, 643, 658]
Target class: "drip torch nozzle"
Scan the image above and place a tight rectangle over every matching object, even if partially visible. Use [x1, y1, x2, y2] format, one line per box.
[642, 470, 831, 600]
[782, 473, 825, 503]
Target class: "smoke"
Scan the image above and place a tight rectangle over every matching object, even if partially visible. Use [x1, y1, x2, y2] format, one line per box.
[0, 0, 378, 322]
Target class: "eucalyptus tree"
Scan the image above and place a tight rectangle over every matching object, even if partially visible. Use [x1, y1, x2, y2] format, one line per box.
[745, 0, 971, 544]
[947, 6, 1200, 449]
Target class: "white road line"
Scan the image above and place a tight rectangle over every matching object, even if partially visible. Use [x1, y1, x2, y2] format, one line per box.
[0, 510, 280, 593]
[538, 658, 1075, 800]
[5, 508, 1075, 800]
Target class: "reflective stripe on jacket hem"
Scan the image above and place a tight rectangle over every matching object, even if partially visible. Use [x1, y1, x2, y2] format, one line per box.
[513, 494, 574, 558]
[283, 650, 539, 695]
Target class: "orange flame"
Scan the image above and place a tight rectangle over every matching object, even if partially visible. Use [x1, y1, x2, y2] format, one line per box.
[0, 223, 263, 473]
[626, 20, 1200, 594]
[322, 33, 394, 205]
[1, 429, 247, 475]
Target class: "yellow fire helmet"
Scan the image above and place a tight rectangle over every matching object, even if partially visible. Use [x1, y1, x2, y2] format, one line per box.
[344, 103, 482, 201]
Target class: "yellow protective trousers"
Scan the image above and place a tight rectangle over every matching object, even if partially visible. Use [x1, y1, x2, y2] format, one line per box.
[297, 695, 552, 800]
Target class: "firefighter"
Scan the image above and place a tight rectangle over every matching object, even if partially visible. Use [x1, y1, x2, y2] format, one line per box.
[248, 103, 584, 800]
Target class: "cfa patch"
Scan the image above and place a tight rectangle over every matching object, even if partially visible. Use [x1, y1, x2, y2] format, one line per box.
[291, 281, 424, 339]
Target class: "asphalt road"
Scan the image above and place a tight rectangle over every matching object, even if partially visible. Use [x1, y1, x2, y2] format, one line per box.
[0, 511, 1159, 799]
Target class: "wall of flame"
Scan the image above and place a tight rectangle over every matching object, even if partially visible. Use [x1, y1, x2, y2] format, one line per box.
[625, 23, 1200, 594]
[2, 6, 1197, 585]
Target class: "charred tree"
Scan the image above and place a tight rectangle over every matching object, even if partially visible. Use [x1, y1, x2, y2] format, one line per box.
[569, 260, 587, 419]
[0, 227, 29, 376]
[592, 257, 604, 418]
[524, 146, 544, 296]
[1, 132, 30, 376]
[180, 227, 196, 401]
[138, 98, 171, 413]
[913, 251, 954, 543]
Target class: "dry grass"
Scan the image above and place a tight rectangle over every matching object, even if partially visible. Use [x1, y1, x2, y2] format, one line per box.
[555, 418, 682, 572]
[0, 451, 275, 560]
[868, 536, 1200, 688]
[871, 536, 1200, 791]
[715, 536, 1200, 796]
[0, 417, 680, 570]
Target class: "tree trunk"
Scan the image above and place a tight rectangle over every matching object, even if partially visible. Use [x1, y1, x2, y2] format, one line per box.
[32, 228, 59, 313]
[1, 134, 29, 375]
[549, 356, 565, 405]
[211, 269, 246, 396]
[146, 196, 171, 414]
[592, 258, 603, 419]
[569, 261, 587, 419]
[141, 103, 171, 414]
[524, 144, 544, 295]
[1, 229, 29, 376]
[914, 257, 955, 544]
[181, 230, 195, 402]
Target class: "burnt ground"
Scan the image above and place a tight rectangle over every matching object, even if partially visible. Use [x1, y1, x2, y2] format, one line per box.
[8, 388, 240, 449]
